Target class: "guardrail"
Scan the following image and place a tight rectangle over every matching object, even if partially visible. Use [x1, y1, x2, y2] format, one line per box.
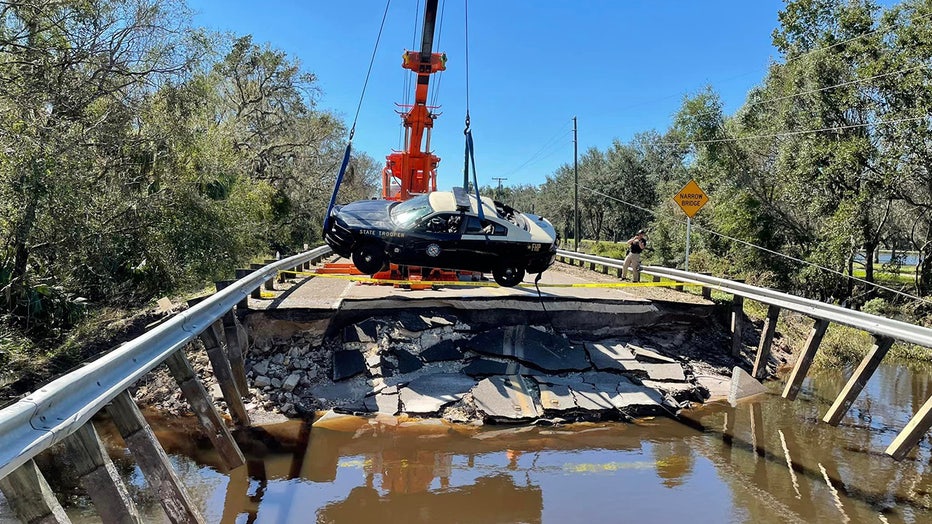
[0, 245, 332, 522]
[557, 249, 932, 348]
[556, 248, 932, 460]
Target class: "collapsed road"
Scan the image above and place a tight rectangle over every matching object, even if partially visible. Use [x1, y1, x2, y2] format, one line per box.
[134, 259, 784, 426]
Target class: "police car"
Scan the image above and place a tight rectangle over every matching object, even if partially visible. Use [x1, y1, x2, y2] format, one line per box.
[323, 187, 558, 286]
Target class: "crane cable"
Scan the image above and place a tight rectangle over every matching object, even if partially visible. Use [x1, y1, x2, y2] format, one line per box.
[461, 0, 483, 219]
[323, 0, 392, 234]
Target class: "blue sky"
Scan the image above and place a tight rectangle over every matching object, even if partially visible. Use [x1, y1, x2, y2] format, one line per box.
[187, 1, 788, 189]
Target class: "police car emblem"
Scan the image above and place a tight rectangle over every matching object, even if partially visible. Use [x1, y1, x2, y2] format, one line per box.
[426, 243, 441, 257]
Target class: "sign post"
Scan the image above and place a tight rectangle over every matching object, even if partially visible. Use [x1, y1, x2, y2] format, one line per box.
[673, 179, 709, 272]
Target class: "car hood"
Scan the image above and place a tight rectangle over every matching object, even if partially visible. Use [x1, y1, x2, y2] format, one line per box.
[333, 199, 396, 229]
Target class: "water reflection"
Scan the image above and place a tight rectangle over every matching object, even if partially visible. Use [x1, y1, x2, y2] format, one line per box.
[6, 362, 932, 523]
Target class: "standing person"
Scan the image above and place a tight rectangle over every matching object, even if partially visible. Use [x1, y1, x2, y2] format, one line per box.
[622, 229, 647, 281]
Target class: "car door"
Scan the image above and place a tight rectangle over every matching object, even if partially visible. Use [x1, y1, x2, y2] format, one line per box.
[400, 213, 462, 269]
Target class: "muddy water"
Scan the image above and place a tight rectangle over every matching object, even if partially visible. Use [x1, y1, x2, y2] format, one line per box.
[4, 362, 932, 523]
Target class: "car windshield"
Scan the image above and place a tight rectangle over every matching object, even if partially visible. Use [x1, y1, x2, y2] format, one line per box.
[390, 195, 435, 228]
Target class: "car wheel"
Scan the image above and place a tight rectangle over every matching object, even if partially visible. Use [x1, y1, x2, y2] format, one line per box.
[492, 261, 525, 287]
[352, 242, 387, 274]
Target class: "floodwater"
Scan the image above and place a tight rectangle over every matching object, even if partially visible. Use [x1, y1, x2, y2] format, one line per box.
[4, 363, 932, 523]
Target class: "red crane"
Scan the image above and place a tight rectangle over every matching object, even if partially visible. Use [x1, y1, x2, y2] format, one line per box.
[382, 0, 446, 201]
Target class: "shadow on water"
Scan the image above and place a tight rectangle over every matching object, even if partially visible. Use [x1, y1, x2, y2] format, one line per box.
[5, 362, 932, 523]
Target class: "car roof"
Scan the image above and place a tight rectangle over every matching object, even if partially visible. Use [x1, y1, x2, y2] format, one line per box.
[428, 190, 498, 217]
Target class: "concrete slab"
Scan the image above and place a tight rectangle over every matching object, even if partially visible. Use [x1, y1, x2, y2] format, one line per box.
[398, 373, 476, 414]
[629, 344, 678, 364]
[472, 375, 542, 420]
[585, 342, 635, 371]
[696, 375, 731, 401]
[394, 349, 423, 374]
[421, 340, 464, 362]
[467, 326, 589, 372]
[538, 383, 576, 411]
[728, 366, 768, 406]
[333, 350, 366, 381]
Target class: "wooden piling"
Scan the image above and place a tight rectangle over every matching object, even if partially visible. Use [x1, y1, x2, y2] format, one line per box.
[215, 282, 249, 397]
[752, 305, 781, 379]
[887, 394, 932, 460]
[165, 349, 245, 470]
[107, 391, 204, 524]
[0, 459, 71, 524]
[782, 318, 830, 400]
[200, 321, 250, 426]
[731, 293, 745, 358]
[823, 335, 895, 426]
[62, 422, 142, 523]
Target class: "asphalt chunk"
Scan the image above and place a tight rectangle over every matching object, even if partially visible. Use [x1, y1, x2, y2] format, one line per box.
[394, 348, 424, 374]
[466, 326, 589, 372]
[421, 339, 464, 362]
[585, 342, 636, 371]
[398, 373, 476, 414]
[473, 375, 543, 420]
[333, 350, 366, 381]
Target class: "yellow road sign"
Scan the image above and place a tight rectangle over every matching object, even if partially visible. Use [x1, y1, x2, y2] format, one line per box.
[674, 179, 709, 218]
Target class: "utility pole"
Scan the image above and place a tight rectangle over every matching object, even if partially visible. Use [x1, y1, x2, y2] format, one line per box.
[573, 116, 579, 252]
[492, 177, 507, 200]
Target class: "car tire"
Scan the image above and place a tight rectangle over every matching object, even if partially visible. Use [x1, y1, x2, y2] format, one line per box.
[352, 242, 387, 275]
[492, 261, 525, 287]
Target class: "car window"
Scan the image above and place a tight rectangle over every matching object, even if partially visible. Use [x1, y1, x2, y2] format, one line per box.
[422, 213, 462, 233]
[464, 216, 507, 236]
[390, 195, 434, 228]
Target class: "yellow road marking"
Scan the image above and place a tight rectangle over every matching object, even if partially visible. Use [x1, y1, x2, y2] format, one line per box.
[281, 270, 700, 289]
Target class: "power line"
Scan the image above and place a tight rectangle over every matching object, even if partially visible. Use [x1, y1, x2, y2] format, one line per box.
[500, 120, 574, 178]
[577, 184, 932, 306]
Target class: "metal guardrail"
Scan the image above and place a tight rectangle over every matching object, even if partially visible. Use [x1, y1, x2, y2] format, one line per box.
[557, 249, 932, 349]
[0, 245, 333, 480]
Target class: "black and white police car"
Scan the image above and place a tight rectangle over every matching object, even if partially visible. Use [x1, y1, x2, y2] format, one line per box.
[323, 187, 558, 287]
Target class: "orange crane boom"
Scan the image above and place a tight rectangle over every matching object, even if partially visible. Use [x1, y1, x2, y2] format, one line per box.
[382, 0, 446, 201]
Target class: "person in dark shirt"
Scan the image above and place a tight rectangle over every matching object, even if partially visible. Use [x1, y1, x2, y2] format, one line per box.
[622, 229, 647, 281]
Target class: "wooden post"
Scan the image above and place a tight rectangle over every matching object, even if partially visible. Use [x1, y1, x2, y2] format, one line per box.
[233, 270, 251, 310]
[0, 459, 71, 524]
[588, 261, 596, 271]
[250, 264, 265, 297]
[782, 318, 830, 400]
[614, 267, 622, 278]
[652, 275, 661, 283]
[887, 394, 932, 460]
[62, 422, 142, 523]
[165, 349, 245, 470]
[107, 391, 204, 524]
[731, 292, 745, 358]
[823, 335, 895, 426]
[200, 322, 250, 426]
[600, 265, 608, 275]
[752, 305, 781, 379]
[700, 273, 712, 300]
